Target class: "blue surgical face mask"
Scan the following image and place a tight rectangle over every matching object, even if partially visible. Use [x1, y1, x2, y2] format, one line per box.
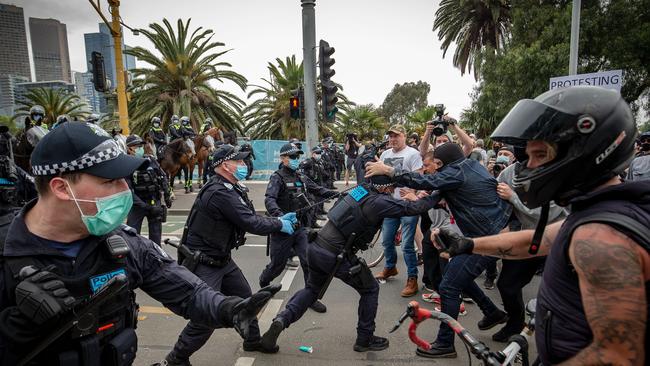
[288, 158, 300, 170]
[313, 154, 321, 160]
[234, 165, 248, 181]
[496, 155, 510, 165]
[135, 147, 144, 157]
[67, 181, 133, 236]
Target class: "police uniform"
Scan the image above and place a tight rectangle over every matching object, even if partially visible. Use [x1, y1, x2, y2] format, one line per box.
[0, 123, 280, 366]
[167, 145, 293, 360]
[299, 147, 327, 225]
[168, 116, 182, 141]
[125, 136, 170, 245]
[261, 176, 441, 351]
[149, 118, 167, 156]
[320, 142, 336, 188]
[240, 143, 254, 180]
[259, 144, 338, 296]
[199, 118, 213, 134]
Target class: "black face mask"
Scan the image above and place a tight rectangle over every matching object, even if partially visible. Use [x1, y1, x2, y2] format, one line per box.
[642, 142, 650, 152]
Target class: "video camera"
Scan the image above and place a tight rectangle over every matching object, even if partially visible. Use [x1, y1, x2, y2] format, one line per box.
[428, 104, 448, 137]
[346, 133, 358, 141]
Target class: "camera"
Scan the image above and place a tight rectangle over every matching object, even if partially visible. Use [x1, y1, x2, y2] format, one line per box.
[428, 104, 448, 137]
[492, 162, 506, 177]
[346, 133, 357, 141]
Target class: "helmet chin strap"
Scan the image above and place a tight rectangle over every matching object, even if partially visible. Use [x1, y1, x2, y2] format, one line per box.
[529, 203, 550, 255]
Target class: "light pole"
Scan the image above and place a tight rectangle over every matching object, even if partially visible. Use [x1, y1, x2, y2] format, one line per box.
[88, 0, 131, 134]
[569, 0, 581, 75]
[301, 0, 318, 153]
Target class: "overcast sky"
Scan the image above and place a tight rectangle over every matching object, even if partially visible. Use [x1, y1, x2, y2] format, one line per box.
[11, 0, 477, 118]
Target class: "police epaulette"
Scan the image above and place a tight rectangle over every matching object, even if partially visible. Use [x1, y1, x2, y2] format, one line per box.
[120, 225, 138, 236]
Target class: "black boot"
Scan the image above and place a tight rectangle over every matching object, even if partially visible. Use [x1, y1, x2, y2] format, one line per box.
[157, 352, 192, 366]
[478, 310, 508, 330]
[415, 341, 456, 358]
[260, 318, 285, 352]
[353, 335, 389, 352]
[243, 339, 279, 354]
[309, 300, 327, 313]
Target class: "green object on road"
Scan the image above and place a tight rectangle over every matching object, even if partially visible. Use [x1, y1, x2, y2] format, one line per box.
[299, 346, 313, 353]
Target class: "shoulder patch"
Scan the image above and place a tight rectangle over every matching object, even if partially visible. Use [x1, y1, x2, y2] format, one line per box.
[121, 224, 138, 236]
[224, 182, 233, 190]
[349, 185, 369, 202]
[152, 242, 171, 259]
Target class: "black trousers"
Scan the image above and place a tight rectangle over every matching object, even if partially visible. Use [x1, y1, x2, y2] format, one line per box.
[421, 227, 447, 292]
[127, 205, 162, 245]
[497, 257, 545, 331]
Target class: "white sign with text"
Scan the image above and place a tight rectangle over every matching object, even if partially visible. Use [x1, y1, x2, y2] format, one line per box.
[549, 70, 622, 92]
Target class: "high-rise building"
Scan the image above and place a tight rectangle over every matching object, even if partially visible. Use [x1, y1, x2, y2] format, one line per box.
[0, 74, 30, 116]
[14, 80, 76, 106]
[73, 71, 101, 113]
[29, 17, 72, 83]
[84, 23, 137, 113]
[0, 4, 31, 80]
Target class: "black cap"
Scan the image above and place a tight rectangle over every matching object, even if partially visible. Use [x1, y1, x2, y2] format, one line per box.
[126, 134, 144, 147]
[279, 143, 303, 156]
[31, 122, 147, 179]
[369, 174, 394, 188]
[311, 146, 322, 154]
[210, 144, 249, 168]
[433, 142, 465, 166]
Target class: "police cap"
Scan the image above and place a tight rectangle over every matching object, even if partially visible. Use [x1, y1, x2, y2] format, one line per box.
[31, 122, 147, 179]
[279, 143, 303, 157]
[369, 174, 394, 188]
[211, 144, 249, 168]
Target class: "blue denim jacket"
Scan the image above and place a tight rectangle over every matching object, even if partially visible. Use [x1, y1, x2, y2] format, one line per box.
[394, 158, 511, 237]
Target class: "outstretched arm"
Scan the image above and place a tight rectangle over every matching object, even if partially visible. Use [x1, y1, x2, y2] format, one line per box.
[561, 223, 647, 366]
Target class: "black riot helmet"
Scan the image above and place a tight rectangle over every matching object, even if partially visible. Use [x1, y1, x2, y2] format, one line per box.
[30, 105, 45, 123]
[491, 86, 636, 209]
[151, 116, 161, 126]
[180, 116, 191, 126]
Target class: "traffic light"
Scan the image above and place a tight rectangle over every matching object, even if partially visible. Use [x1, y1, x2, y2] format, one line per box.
[289, 87, 305, 120]
[90, 51, 107, 92]
[319, 40, 338, 122]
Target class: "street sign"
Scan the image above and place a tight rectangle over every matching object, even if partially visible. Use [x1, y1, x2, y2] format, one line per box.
[549, 70, 622, 92]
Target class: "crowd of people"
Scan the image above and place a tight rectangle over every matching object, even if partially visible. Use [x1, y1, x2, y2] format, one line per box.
[0, 85, 649, 365]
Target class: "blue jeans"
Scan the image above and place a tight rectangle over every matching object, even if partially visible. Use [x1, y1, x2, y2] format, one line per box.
[381, 215, 419, 278]
[436, 254, 501, 347]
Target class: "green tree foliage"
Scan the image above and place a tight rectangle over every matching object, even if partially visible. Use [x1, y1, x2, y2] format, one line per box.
[244, 55, 352, 140]
[125, 18, 247, 135]
[433, 0, 511, 77]
[461, 0, 650, 138]
[13, 88, 89, 126]
[379, 81, 431, 125]
[329, 104, 387, 142]
[407, 105, 438, 136]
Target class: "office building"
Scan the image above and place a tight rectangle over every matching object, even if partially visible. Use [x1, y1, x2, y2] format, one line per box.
[29, 17, 72, 83]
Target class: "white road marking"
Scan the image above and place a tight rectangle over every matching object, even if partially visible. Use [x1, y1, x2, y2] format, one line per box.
[234, 357, 255, 366]
[257, 299, 284, 331]
[280, 268, 298, 291]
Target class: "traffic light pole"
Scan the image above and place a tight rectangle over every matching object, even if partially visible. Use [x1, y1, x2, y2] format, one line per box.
[89, 0, 130, 134]
[301, 0, 318, 153]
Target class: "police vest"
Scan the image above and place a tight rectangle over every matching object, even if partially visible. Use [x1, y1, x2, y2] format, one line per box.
[132, 163, 160, 200]
[325, 185, 380, 251]
[274, 167, 306, 214]
[186, 176, 253, 258]
[535, 183, 650, 365]
[2, 232, 138, 366]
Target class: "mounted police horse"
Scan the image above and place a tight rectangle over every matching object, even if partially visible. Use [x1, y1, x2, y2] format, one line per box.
[188, 127, 223, 189]
[12, 130, 34, 174]
[157, 138, 193, 191]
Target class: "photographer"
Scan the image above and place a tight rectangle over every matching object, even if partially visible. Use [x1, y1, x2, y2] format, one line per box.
[627, 131, 650, 181]
[419, 107, 474, 158]
[345, 133, 362, 186]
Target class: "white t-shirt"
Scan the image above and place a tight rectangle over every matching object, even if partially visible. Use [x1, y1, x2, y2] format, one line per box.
[380, 145, 423, 200]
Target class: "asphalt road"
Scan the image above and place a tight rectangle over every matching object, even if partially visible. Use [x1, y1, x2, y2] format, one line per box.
[132, 185, 540, 366]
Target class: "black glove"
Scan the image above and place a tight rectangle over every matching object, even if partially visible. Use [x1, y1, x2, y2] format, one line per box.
[15, 265, 76, 325]
[149, 205, 164, 218]
[165, 197, 173, 209]
[217, 284, 282, 339]
[433, 227, 475, 257]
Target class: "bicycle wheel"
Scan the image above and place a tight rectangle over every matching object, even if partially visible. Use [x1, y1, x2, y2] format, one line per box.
[359, 228, 385, 268]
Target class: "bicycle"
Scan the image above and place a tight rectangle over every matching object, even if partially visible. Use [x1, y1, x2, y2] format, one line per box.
[358, 227, 402, 268]
[390, 299, 536, 366]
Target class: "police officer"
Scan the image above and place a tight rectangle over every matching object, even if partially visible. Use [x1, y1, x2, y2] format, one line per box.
[299, 146, 327, 224]
[199, 117, 213, 134]
[628, 131, 650, 181]
[51, 114, 71, 130]
[320, 138, 336, 188]
[0, 123, 281, 365]
[168, 115, 182, 140]
[149, 117, 168, 156]
[125, 134, 170, 246]
[260, 143, 338, 313]
[203, 140, 224, 184]
[261, 174, 441, 352]
[239, 141, 255, 180]
[164, 144, 297, 364]
[25, 105, 48, 148]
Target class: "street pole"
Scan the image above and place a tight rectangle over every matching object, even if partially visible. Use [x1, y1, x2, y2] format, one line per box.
[569, 0, 581, 75]
[301, 0, 318, 153]
[108, 0, 130, 134]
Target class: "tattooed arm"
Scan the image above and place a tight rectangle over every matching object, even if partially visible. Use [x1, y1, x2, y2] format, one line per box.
[562, 223, 647, 366]
[471, 220, 563, 258]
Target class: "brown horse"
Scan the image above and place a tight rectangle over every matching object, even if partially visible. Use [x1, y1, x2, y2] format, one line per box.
[158, 138, 193, 190]
[12, 131, 33, 174]
[188, 127, 224, 188]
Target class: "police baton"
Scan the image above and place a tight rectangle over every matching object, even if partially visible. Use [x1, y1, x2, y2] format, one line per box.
[318, 233, 356, 300]
[294, 184, 358, 215]
[18, 274, 128, 366]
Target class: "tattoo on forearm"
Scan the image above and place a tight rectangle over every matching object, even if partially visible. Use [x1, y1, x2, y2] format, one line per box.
[490, 246, 514, 259]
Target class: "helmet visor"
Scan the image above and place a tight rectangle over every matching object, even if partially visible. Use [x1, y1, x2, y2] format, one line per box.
[491, 99, 579, 146]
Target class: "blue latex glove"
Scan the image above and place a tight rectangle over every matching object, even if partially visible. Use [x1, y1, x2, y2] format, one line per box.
[280, 212, 298, 225]
[279, 218, 295, 235]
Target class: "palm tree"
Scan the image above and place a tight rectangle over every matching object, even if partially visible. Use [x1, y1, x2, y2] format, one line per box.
[244, 55, 354, 140]
[125, 18, 247, 135]
[406, 106, 437, 136]
[243, 56, 304, 139]
[433, 0, 511, 77]
[13, 87, 89, 125]
[331, 104, 387, 142]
